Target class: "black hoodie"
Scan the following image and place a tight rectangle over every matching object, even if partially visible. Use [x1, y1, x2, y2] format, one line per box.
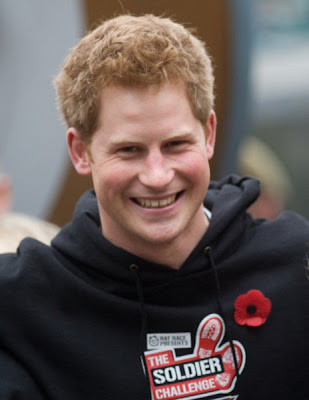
[0, 175, 308, 400]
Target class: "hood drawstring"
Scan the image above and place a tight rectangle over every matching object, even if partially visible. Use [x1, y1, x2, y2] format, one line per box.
[204, 246, 240, 378]
[129, 264, 148, 361]
[129, 264, 152, 398]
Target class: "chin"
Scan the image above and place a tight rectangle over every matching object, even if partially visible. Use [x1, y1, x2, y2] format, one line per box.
[139, 226, 184, 246]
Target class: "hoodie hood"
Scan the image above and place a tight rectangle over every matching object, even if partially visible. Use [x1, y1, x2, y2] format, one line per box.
[52, 175, 260, 287]
[203, 175, 260, 258]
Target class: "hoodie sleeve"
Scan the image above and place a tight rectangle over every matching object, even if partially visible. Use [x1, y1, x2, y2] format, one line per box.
[0, 252, 46, 399]
[0, 348, 44, 399]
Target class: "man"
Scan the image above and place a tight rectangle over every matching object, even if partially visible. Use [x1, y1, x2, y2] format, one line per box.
[0, 14, 308, 400]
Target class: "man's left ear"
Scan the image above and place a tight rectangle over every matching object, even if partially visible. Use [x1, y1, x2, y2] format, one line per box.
[205, 110, 216, 160]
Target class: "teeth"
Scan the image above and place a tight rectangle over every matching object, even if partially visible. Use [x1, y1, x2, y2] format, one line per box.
[136, 194, 176, 208]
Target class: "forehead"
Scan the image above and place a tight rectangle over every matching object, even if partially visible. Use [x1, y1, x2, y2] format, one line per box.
[101, 81, 185, 107]
[96, 82, 196, 133]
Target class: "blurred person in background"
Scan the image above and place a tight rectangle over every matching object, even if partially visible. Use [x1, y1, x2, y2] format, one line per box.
[0, 164, 59, 252]
[0, 14, 308, 400]
[0, 168, 11, 215]
[237, 136, 293, 220]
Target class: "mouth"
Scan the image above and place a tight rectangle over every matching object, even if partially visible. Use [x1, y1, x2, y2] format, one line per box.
[132, 192, 182, 209]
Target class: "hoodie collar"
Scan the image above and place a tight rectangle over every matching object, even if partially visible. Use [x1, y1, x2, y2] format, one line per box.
[52, 174, 260, 284]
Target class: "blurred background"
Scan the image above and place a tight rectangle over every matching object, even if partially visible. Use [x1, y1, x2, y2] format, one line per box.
[0, 0, 308, 227]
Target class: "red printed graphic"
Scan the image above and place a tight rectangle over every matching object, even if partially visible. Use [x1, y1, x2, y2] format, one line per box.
[144, 314, 245, 400]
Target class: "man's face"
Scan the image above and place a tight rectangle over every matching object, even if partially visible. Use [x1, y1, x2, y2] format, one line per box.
[70, 82, 216, 260]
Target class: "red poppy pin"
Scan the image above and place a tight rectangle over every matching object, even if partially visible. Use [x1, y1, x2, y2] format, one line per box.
[234, 289, 272, 327]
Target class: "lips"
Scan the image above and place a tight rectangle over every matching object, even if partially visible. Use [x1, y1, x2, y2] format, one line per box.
[133, 193, 178, 208]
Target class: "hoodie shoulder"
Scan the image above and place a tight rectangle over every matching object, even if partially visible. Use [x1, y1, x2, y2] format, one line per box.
[205, 174, 261, 211]
[73, 189, 99, 220]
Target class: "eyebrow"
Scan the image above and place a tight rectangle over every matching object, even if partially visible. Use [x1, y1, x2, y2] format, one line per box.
[109, 138, 140, 148]
[109, 131, 194, 147]
[165, 131, 193, 140]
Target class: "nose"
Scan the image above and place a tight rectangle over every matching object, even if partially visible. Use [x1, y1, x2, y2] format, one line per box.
[138, 149, 174, 189]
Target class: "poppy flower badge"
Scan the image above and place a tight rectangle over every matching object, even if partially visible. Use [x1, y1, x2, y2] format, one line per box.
[234, 289, 272, 327]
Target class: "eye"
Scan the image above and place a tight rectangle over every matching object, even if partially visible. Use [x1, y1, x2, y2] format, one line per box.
[166, 140, 187, 149]
[116, 145, 142, 158]
[118, 146, 138, 153]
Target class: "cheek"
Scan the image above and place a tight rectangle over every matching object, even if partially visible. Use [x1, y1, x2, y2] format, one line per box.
[182, 153, 210, 182]
[92, 163, 135, 194]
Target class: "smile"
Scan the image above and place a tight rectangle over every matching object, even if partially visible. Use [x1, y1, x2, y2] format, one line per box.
[134, 194, 177, 208]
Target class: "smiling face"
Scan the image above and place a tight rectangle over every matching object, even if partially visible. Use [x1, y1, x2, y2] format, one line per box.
[68, 82, 216, 267]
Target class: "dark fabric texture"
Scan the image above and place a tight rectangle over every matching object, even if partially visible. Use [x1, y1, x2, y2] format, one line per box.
[0, 175, 308, 399]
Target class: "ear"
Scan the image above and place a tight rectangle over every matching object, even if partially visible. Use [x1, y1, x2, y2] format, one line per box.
[205, 110, 216, 160]
[0, 174, 12, 214]
[67, 128, 92, 175]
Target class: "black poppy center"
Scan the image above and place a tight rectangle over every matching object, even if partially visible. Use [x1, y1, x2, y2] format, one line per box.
[247, 304, 257, 314]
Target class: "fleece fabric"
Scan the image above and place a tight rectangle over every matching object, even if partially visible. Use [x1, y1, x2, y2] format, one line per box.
[0, 175, 308, 400]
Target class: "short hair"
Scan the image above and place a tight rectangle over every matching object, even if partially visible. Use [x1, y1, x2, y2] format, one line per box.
[54, 14, 214, 144]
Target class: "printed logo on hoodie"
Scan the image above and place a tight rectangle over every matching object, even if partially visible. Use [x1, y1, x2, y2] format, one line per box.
[147, 333, 192, 350]
[144, 314, 245, 400]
